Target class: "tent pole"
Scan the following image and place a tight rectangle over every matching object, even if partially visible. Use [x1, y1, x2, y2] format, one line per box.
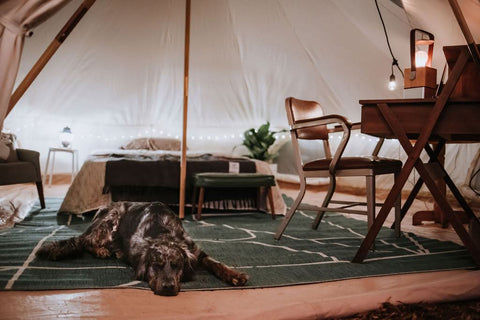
[179, 0, 191, 219]
[448, 0, 480, 64]
[6, 0, 97, 117]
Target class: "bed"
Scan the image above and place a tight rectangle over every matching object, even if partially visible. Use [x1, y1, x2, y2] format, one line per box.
[58, 138, 286, 217]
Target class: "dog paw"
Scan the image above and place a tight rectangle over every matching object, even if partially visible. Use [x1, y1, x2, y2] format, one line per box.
[231, 272, 249, 286]
[114, 251, 124, 259]
[94, 247, 111, 258]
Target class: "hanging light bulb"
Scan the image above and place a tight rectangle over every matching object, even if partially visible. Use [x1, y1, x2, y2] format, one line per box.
[388, 73, 396, 91]
[388, 59, 398, 91]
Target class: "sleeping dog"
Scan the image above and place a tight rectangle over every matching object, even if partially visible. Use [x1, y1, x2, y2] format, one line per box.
[36, 201, 248, 295]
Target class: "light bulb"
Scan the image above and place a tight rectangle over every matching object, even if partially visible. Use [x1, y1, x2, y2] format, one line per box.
[388, 74, 396, 91]
[415, 50, 428, 67]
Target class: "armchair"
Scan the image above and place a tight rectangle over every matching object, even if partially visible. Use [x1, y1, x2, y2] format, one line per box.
[0, 148, 46, 209]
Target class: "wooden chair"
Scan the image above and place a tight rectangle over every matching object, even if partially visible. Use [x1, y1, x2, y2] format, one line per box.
[274, 97, 402, 240]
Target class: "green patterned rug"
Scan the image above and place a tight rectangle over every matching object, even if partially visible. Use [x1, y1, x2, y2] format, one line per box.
[0, 197, 476, 291]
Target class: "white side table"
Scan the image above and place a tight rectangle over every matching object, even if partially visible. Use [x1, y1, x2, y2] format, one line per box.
[44, 147, 79, 186]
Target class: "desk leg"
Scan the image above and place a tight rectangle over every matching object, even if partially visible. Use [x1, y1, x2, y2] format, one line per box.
[412, 142, 449, 226]
[71, 152, 75, 184]
[75, 151, 79, 175]
[412, 143, 470, 227]
[49, 152, 55, 186]
[394, 141, 444, 228]
[414, 159, 480, 265]
[43, 149, 51, 187]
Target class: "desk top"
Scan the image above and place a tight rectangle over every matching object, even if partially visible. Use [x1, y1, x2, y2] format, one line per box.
[360, 98, 480, 141]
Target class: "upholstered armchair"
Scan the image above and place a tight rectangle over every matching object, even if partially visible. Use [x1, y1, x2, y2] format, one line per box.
[0, 148, 46, 209]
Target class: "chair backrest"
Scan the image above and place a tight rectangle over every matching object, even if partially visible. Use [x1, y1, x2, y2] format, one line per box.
[285, 97, 334, 162]
[285, 97, 329, 141]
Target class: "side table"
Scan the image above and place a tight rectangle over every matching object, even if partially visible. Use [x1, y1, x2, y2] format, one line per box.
[44, 147, 79, 186]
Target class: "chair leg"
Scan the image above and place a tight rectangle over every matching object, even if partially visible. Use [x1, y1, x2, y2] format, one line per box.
[191, 186, 198, 217]
[394, 172, 401, 237]
[267, 187, 276, 219]
[196, 187, 205, 220]
[312, 175, 336, 230]
[36, 181, 46, 209]
[274, 178, 307, 240]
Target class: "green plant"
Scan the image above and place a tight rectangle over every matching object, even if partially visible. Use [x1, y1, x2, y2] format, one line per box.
[242, 122, 285, 162]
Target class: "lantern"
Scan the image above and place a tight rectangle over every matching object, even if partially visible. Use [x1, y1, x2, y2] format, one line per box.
[404, 29, 437, 98]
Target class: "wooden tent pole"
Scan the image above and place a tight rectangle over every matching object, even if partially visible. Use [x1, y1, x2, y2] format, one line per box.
[448, 0, 480, 64]
[6, 0, 97, 116]
[179, 0, 191, 219]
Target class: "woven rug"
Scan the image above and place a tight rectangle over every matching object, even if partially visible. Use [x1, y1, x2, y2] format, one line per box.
[0, 197, 476, 291]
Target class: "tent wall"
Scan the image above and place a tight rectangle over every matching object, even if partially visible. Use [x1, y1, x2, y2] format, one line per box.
[0, 0, 72, 132]
[3, 0, 479, 195]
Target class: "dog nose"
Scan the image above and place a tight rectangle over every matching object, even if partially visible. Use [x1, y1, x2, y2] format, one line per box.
[157, 283, 178, 296]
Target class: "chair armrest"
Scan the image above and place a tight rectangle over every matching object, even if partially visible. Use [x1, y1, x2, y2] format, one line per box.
[292, 114, 352, 131]
[330, 122, 385, 156]
[292, 114, 352, 175]
[351, 122, 361, 130]
[16, 149, 42, 182]
[329, 121, 360, 133]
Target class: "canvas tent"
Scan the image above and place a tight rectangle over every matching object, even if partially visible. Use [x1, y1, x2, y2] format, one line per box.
[1, 0, 479, 197]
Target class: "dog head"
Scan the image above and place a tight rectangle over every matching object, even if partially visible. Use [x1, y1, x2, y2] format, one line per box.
[136, 240, 192, 296]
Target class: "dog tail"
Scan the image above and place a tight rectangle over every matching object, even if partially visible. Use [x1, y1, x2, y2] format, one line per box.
[36, 236, 84, 261]
[198, 251, 248, 286]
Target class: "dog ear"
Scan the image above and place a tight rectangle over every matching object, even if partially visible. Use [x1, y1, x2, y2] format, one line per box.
[135, 253, 148, 281]
[181, 248, 196, 281]
[179, 237, 200, 263]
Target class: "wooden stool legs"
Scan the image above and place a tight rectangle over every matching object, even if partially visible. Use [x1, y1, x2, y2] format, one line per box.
[194, 186, 275, 220]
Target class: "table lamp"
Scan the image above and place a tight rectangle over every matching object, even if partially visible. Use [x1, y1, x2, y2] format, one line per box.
[59, 126, 73, 148]
[404, 29, 437, 98]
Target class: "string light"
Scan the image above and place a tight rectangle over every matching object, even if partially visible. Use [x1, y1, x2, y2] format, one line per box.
[6, 122, 292, 146]
[375, 0, 404, 91]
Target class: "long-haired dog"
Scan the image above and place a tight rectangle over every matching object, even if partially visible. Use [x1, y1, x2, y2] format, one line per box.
[36, 201, 248, 296]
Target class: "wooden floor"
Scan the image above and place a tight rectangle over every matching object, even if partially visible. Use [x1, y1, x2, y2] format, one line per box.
[1, 178, 479, 319]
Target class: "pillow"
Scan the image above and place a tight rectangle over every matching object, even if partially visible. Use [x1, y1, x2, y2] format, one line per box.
[0, 133, 18, 163]
[121, 137, 181, 151]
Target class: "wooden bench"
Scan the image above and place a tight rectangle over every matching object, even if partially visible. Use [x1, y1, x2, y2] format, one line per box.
[192, 172, 276, 220]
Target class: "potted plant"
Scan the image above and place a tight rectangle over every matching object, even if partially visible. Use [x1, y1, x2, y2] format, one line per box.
[241, 122, 286, 162]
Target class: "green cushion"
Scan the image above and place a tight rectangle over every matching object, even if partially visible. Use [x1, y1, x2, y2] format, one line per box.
[194, 173, 276, 188]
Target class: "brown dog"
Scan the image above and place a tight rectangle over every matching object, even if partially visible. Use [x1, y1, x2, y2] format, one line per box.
[36, 201, 248, 295]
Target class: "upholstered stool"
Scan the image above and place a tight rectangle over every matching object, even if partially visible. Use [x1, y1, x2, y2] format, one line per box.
[192, 172, 276, 220]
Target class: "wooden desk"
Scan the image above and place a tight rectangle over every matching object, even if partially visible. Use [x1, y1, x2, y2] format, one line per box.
[361, 98, 480, 142]
[353, 96, 480, 265]
[362, 98, 480, 227]
[352, 47, 480, 266]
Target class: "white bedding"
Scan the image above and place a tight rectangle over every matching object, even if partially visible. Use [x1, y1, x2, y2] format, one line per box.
[59, 150, 286, 216]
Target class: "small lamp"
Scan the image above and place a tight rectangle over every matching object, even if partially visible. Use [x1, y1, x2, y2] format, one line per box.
[388, 60, 398, 91]
[404, 29, 437, 98]
[59, 126, 73, 148]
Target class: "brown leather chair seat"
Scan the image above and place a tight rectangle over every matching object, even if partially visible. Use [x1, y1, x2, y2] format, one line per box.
[304, 156, 402, 171]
